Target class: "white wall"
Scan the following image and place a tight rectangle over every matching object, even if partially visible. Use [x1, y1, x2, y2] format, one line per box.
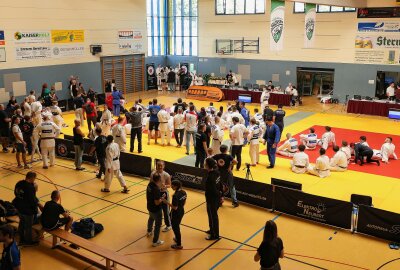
[0, 0, 147, 70]
[198, 0, 374, 63]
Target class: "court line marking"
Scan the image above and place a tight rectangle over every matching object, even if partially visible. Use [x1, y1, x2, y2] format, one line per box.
[376, 258, 400, 270]
[175, 239, 221, 270]
[209, 213, 281, 270]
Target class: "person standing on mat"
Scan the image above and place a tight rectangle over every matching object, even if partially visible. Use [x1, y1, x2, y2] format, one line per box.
[185, 105, 198, 155]
[126, 107, 144, 153]
[263, 116, 280, 169]
[111, 87, 123, 117]
[204, 157, 222, 240]
[73, 119, 85, 171]
[230, 116, 248, 171]
[195, 123, 208, 168]
[173, 108, 185, 148]
[254, 220, 284, 270]
[273, 104, 286, 137]
[83, 98, 97, 132]
[213, 145, 239, 208]
[102, 135, 130, 193]
[162, 180, 187, 250]
[148, 99, 161, 145]
[146, 173, 165, 247]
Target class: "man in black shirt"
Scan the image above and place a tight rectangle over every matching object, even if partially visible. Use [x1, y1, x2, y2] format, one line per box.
[146, 173, 165, 247]
[204, 158, 221, 240]
[173, 98, 185, 114]
[263, 105, 274, 122]
[41, 190, 73, 231]
[125, 107, 144, 153]
[0, 225, 21, 270]
[195, 124, 208, 168]
[92, 128, 107, 179]
[0, 104, 11, 153]
[167, 68, 176, 92]
[273, 104, 286, 136]
[12, 172, 40, 245]
[21, 116, 34, 156]
[352, 143, 380, 166]
[213, 145, 239, 207]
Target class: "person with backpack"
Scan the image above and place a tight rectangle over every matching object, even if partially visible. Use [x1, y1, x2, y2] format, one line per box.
[83, 98, 97, 132]
[162, 180, 187, 250]
[0, 224, 21, 270]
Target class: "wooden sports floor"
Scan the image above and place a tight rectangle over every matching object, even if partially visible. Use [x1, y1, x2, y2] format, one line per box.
[0, 93, 399, 270]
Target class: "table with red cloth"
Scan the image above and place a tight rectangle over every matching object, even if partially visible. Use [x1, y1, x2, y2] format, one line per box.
[221, 89, 291, 106]
[347, 99, 400, 117]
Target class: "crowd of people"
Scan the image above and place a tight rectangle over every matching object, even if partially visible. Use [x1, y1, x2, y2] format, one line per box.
[154, 64, 204, 92]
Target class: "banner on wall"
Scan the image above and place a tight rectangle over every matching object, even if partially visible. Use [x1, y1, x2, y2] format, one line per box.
[358, 7, 400, 18]
[0, 31, 5, 45]
[0, 48, 5, 62]
[146, 63, 157, 90]
[51, 30, 84, 43]
[304, 3, 316, 48]
[14, 31, 51, 44]
[118, 30, 144, 53]
[51, 45, 84, 58]
[15, 46, 51, 61]
[358, 22, 400, 32]
[270, 0, 285, 51]
[354, 34, 400, 64]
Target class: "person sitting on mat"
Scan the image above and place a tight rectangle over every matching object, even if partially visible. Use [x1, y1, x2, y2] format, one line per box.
[329, 146, 348, 172]
[290, 144, 309, 174]
[41, 190, 73, 232]
[380, 137, 397, 164]
[307, 148, 331, 178]
[277, 133, 298, 157]
[340, 141, 352, 164]
[299, 128, 318, 150]
[318, 126, 336, 150]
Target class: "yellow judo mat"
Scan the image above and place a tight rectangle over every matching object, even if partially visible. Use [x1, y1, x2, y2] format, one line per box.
[0, 94, 398, 270]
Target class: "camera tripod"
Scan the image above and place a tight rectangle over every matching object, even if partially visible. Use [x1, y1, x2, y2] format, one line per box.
[242, 164, 254, 181]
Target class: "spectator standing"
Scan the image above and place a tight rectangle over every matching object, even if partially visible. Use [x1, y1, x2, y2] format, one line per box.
[195, 124, 208, 168]
[87, 88, 96, 105]
[387, 82, 395, 101]
[173, 108, 185, 147]
[148, 99, 161, 145]
[0, 104, 11, 153]
[230, 117, 248, 170]
[73, 120, 85, 171]
[111, 87, 123, 117]
[92, 128, 107, 179]
[273, 104, 286, 136]
[73, 94, 85, 127]
[146, 173, 165, 247]
[12, 172, 40, 246]
[254, 220, 284, 270]
[204, 158, 221, 240]
[11, 117, 30, 169]
[21, 116, 34, 157]
[83, 98, 97, 132]
[167, 68, 176, 92]
[126, 107, 144, 153]
[263, 117, 281, 169]
[184, 105, 198, 155]
[0, 225, 21, 270]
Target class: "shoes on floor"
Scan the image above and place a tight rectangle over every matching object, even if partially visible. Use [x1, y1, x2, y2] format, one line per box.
[162, 226, 172, 232]
[152, 240, 164, 247]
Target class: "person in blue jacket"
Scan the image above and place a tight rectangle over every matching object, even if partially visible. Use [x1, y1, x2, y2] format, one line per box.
[263, 116, 281, 169]
[111, 87, 123, 117]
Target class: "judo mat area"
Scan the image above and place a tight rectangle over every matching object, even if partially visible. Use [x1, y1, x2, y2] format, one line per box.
[0, 94, 399, 270]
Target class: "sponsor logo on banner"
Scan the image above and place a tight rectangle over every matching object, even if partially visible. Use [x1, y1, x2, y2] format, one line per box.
[304, 4, 316, 48]
[0, 31, 5, 45]
[57, 143, 69, 157]
[15, 46, 52, 60]
[14, 31, 51, 44]
[118, 30, 144, 53]
[172, 172, 203, 185]
[51, 30, 84, 43]
[358, 22, 400, 32]
[355, 34, 400, 65]
[118, 30, 134, 39]
[146, 63, 157, 90]
[270, 0, 285, 51]
[187, 86, 224, 102]
[297, 201, 327, 221]
[52, 45, 84, 58]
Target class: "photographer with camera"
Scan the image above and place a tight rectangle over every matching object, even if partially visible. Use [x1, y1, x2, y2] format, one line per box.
[213, 144, 239, 208]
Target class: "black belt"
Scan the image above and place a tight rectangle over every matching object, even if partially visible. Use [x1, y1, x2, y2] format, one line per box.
[295, 165, 305, 168]
[213, 138, 220, 140]
[116, 136, 121, 137]
[338, 165, 347, 169]
[317, 169, 329, 171]
[113, 157, 119, 161]
[160, 122, 168, 123]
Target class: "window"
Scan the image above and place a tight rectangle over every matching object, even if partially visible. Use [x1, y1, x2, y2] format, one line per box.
[216, 0, 265, 15]
[293, 2, 356, 13]
[147, 0, 198, 56]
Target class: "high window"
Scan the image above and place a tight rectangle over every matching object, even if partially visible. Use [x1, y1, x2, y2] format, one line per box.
[216, 0, 265, 15]
[294, 2, 356, 13]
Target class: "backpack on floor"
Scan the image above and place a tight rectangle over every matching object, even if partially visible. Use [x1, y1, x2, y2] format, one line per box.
[72, 218, 103, 239]
[0, 200, 18, 217]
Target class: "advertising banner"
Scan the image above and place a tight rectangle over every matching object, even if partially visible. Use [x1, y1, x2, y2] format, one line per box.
[146, 63, 157, 90]
[275, 186, 353, 229]
[0, 48, 5, 62]
[51, 45, 84, 58]
[187, 86, 224, 102]
[0, 31, 4, 45]
[358, 205, 400, 242]
[15, 46, 52, 61]
[234, 177, 273, 209]
[161, 160, 206, 191]
[270, 0, 285, 51]
[14, 31, 51, 44]
[118, 30, 144, 53]
[62, 136, 96, 163]
[358, 22, 400, 32]
[120, 152, 152, 177]
[355, 34, 400, 64]
[358, 7, 400, 18]
[304, 3, 316, 48]
[51, 30, 84, 43]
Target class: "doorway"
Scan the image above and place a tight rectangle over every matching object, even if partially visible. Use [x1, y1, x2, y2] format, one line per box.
[376, 71, 400, 99]
[297, 67, 334, 97]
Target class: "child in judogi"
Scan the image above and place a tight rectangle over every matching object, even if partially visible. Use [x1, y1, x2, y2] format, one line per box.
[290, 145, 309, 174]
[248, 118, 261, 166]
[211, 116, 224, 155]
[101, 105, 113, 136]
[380, 137, 397, 163]
[300, 128, 318, 150]
[50, 101, 65, 128]
[111, 117, 126, 152]
[329, 146, 348, 172]
[307, 148, 331, 178]
[277, 133, 298, 157]
[318, 126, 336, 150]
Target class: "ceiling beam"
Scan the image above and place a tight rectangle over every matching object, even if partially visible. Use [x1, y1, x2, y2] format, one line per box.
[285, 0, 367, 8]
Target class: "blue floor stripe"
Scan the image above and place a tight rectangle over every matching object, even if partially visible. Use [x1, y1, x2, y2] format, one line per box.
[209, 213, 282, 269]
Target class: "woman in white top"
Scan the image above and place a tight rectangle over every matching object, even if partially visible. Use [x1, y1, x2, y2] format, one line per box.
[211, 116, 224, 155]
[173, 108, 185, 147]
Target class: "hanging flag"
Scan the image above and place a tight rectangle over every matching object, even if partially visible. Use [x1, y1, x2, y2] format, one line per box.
[304, 3, 316, 48]
[270, 0, 285, 51]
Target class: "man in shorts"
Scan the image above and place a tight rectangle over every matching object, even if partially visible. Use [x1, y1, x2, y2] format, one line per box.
[41, 190, 73, 232]
[12, 117, 30, 169]
[148, 99, 161, 145]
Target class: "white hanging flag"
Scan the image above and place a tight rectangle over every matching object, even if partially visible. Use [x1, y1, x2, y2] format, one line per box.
[270, 0, 285, 51]
[304, 3, 316, 48]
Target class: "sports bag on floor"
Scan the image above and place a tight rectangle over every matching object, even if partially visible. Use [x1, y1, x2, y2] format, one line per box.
[72, 218, 104, 239]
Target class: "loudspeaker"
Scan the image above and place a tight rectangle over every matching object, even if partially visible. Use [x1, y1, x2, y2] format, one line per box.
[90, 45, 102, 55]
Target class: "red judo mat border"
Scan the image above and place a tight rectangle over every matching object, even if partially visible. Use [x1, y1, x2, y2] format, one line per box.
[261, 125, 400, 179]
